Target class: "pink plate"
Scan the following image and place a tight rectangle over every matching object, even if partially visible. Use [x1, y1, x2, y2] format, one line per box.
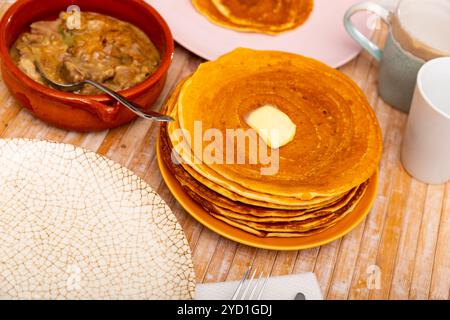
[148, 0, 373, 67]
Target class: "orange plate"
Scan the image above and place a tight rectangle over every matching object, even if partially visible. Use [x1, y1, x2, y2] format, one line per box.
[157, 136, 379, 251]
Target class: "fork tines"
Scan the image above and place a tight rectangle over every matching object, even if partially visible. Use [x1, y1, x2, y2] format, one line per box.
[231, 267, 270, 300]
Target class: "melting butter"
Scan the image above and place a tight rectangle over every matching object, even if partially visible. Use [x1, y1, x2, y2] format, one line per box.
[245, 104, 296, 149]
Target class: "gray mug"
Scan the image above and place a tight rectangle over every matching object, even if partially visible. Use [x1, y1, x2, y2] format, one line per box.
[344, 0, 450, 113]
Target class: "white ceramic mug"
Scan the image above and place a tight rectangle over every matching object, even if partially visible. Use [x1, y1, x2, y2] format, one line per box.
[401, 57, 450, 184]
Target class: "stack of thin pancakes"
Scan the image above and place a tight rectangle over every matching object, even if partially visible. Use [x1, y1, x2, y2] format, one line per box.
[159, 48, 382, 238]
[192, 0, 314, 34]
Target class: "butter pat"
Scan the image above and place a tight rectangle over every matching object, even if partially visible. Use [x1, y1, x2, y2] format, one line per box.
[245, 104, 296, 149]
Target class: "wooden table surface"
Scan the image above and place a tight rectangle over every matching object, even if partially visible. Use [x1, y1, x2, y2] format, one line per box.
[0, 1, 448, 300]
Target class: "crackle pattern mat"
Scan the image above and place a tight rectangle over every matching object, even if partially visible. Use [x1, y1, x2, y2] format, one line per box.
[0, 139, 195, 299]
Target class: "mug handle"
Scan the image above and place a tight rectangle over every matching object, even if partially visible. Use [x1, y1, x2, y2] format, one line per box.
[344, 1, 391, 61]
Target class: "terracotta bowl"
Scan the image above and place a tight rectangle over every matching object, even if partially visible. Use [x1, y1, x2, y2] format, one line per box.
[0, 0, 174, 131]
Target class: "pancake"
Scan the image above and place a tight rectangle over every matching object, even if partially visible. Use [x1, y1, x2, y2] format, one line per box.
[160, 105, 371, 237]
[210, 212, 336, 237]
[192, 186, 359, 223]
[192, 0, 314, 35]
[166, 78, 345, 208]
[176, 48, 382, 200]
[158, 49, 382, 238]
[182, 180, 361, 224]
[161, 130, 369, 237]
[161, 120, 357, 220]
[225, 181, 368, 233]
[209, 181, 368, 237]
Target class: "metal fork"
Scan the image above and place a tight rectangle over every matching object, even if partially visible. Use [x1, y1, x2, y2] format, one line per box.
[34, 61, 174, 122]
[231, 267, 270, 300]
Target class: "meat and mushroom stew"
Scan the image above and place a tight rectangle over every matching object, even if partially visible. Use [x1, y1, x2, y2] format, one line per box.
[10, 11, 161, 95]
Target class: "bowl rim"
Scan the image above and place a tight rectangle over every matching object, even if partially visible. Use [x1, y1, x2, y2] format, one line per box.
[0, 0, 174, 103]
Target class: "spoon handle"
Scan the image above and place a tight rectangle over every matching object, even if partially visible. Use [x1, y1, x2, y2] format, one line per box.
[83, 80, 174, 122]
[294, 292, 306, 300]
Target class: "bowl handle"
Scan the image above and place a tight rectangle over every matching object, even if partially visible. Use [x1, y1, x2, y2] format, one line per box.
[78, 99, 121, 123]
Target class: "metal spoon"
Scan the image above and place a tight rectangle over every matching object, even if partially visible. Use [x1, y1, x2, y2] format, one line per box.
[34, 62, 174, 122]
